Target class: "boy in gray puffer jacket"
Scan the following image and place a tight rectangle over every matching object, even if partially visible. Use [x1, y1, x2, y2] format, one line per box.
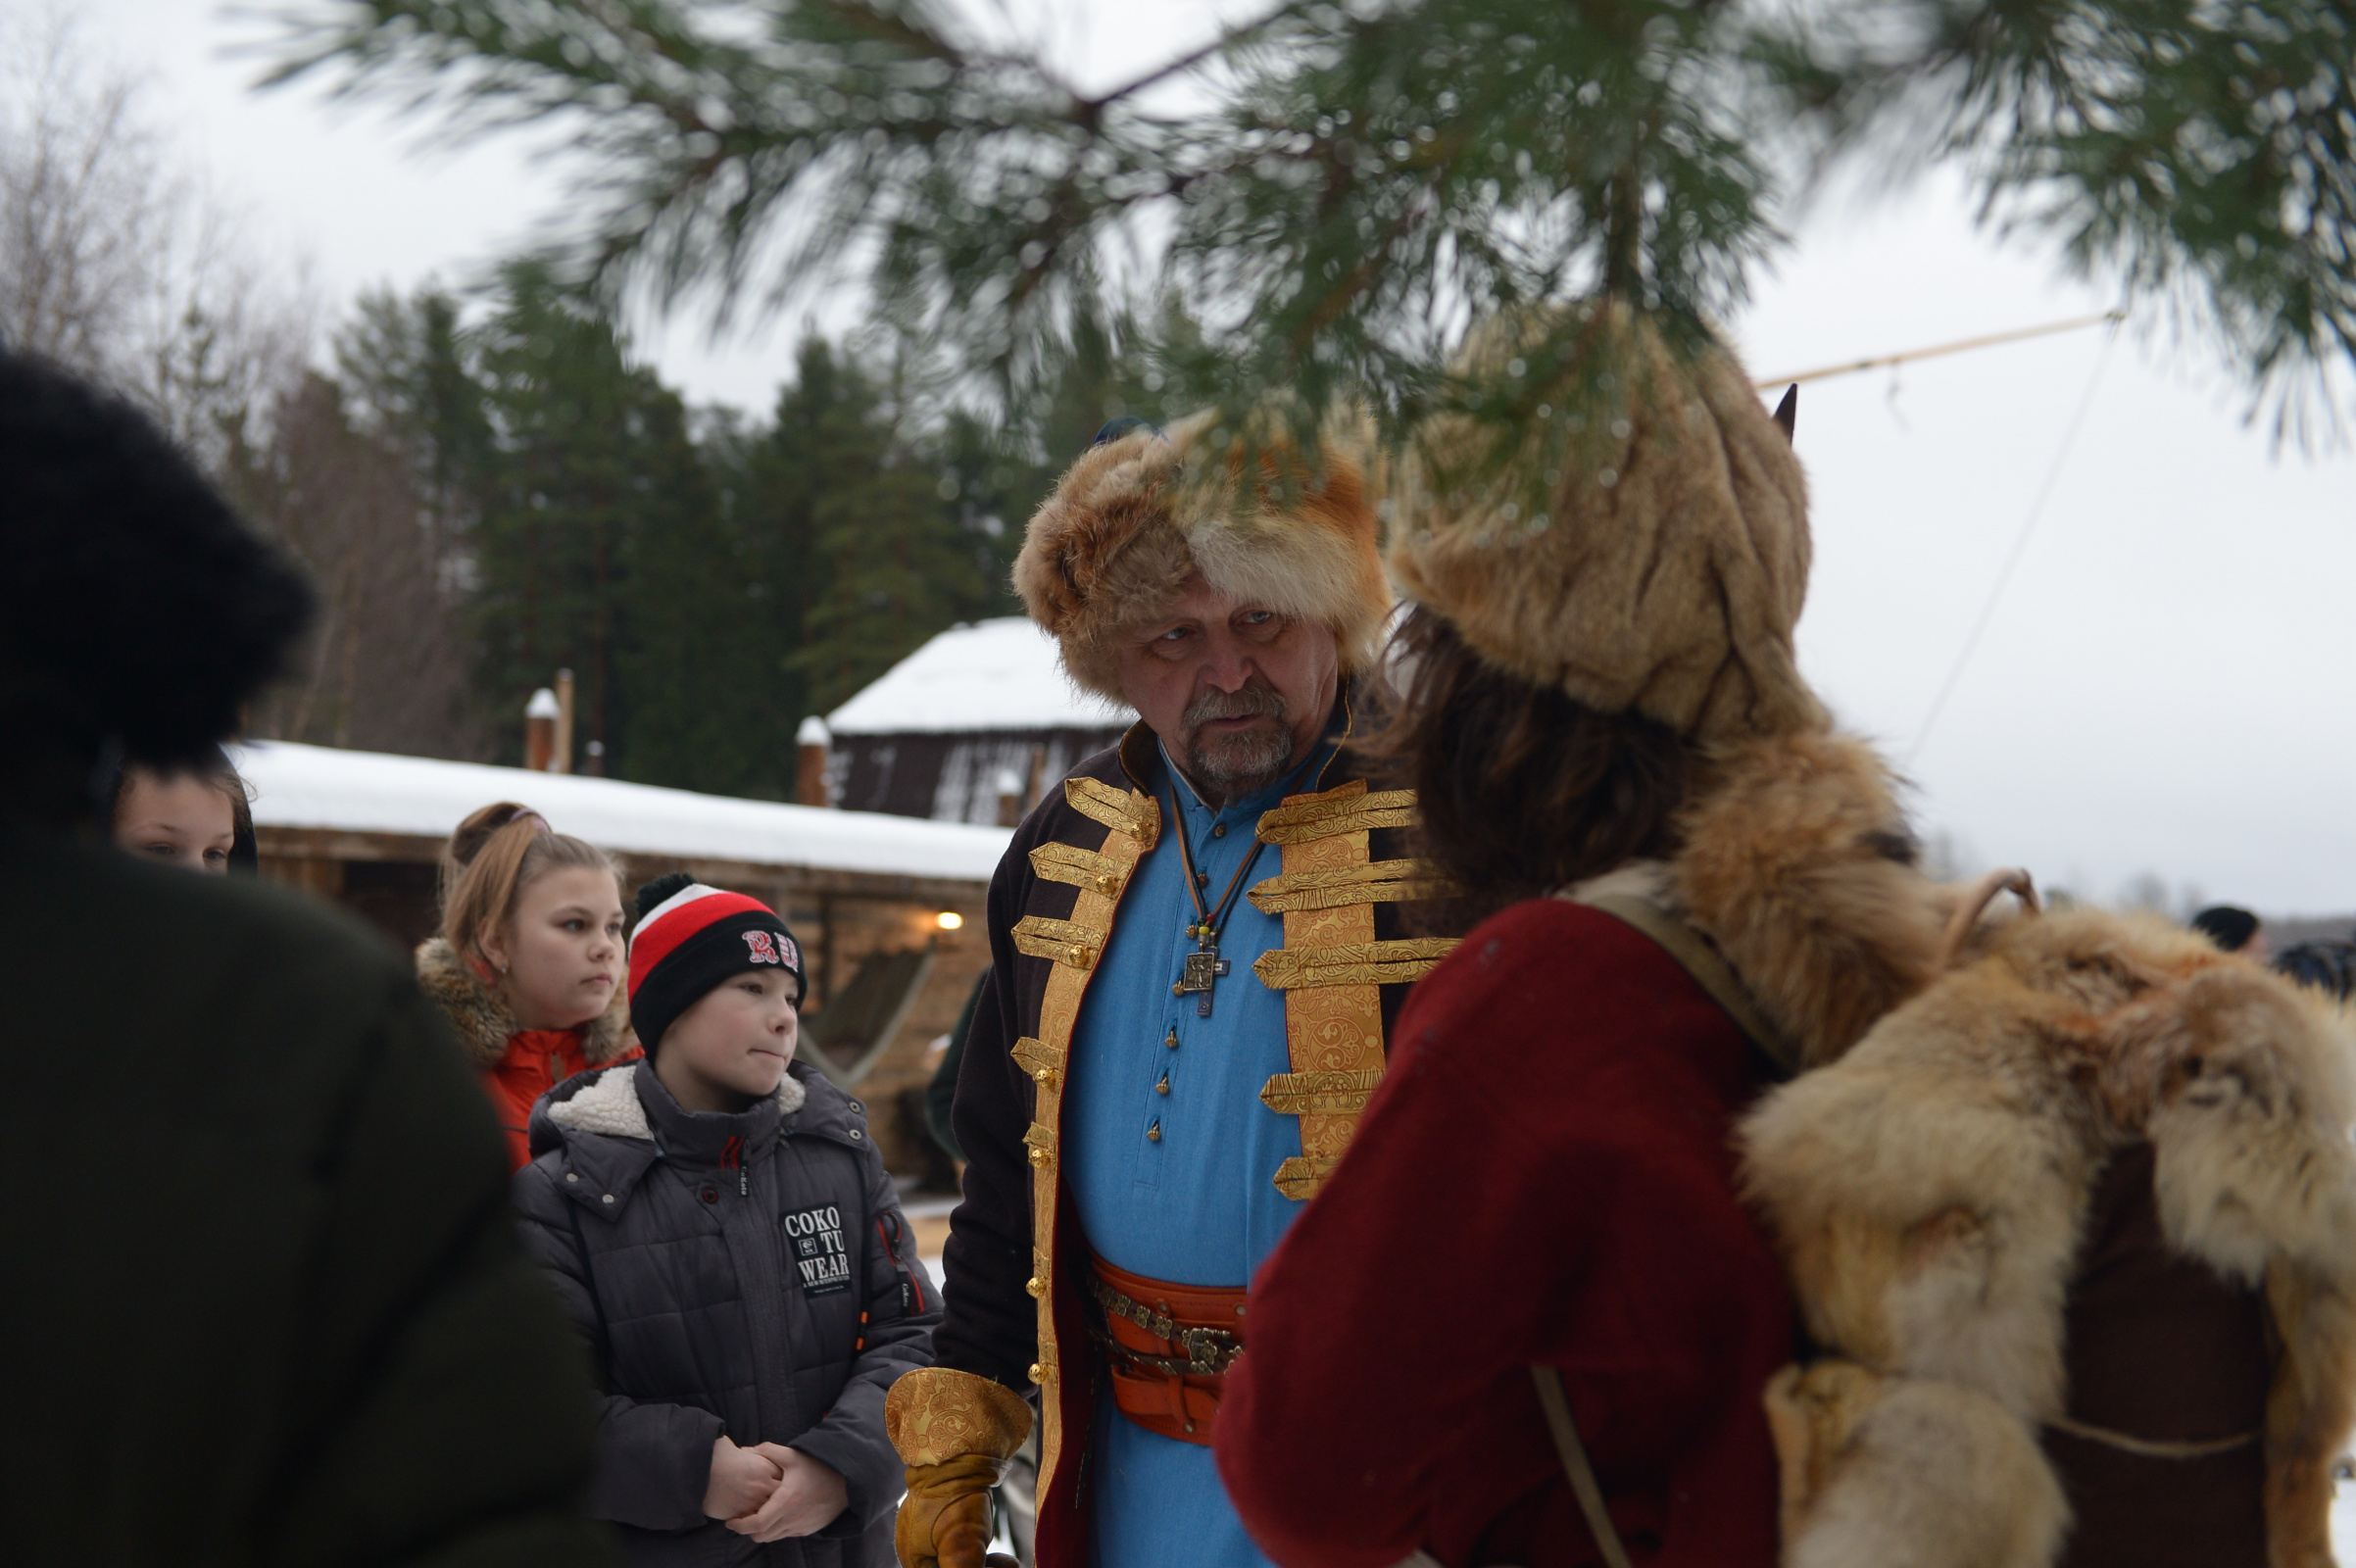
[514, 874, 938, 1565]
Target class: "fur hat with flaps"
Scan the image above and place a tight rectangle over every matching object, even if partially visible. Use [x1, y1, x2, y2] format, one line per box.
[1012, 409, 1393, 702]
[1392, 308, 1823, 744]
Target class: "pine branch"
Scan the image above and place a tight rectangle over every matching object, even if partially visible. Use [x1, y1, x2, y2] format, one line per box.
[1752, 0, 2356, 444]
[258, 0, 2356, 448]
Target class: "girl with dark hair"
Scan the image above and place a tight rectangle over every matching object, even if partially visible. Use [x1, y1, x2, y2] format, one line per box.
[110, 747, 256, 875]
[417, 801, 640, 1169]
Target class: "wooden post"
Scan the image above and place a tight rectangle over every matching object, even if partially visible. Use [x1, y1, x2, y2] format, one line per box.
[816, 892, 836, 1008]
[1024, 743, 1049, 812]
[525, 687, 560, 772]
[553, 668, 575, 775]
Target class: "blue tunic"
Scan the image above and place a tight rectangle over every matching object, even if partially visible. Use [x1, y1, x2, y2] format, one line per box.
[1063, 746, 1333, 1568]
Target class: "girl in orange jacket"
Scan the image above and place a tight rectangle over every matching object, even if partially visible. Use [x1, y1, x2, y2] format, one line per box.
[417, 802, 638, 1168]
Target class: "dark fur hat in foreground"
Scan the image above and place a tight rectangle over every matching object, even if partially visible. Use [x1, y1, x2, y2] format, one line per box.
[0, 352, 314, 791]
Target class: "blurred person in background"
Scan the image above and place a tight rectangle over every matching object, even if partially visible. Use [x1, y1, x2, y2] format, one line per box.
[419, 802, 641, 1169]
[2274, 936, 2356, 1002]
[2191, 904, 2269, 960]
[0, 349, 619, 1566]
[110, 746, 256, 874]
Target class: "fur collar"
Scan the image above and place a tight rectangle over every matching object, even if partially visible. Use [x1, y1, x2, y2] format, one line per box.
[545, 1062, 807, 1142]
[1661, 728, 1950, 1071]
[414, 935, 634, 1070]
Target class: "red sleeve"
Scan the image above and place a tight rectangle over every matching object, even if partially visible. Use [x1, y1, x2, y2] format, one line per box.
[1215, 901, 1790, 1568]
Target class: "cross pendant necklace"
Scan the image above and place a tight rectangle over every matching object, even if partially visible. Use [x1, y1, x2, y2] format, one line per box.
[1169, 804, 1271, 1019]
[1175, 927, 1231, 1017]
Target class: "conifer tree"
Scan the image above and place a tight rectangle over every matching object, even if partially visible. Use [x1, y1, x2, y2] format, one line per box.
[931, 308, 1171, 602]
[468, 261, 735, 783]
[618, 412, 789, 796]
[751, 338, 997, 712]
[337, 287, 495, 564]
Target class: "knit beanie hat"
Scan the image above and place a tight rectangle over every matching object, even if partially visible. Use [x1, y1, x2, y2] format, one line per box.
[627, 873, 806, 1054]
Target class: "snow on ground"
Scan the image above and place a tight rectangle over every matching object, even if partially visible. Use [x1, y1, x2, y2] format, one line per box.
[231, 740, 1013, 882]
[825, 617, 1132, 736]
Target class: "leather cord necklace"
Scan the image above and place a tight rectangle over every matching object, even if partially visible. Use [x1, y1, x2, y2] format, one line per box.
[1167, 810, 1270, 1018]
[1166, 745, 1324, 1018]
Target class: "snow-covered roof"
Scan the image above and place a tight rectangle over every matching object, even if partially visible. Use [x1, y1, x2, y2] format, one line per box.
[826, 617, 1133, 737]
[231, 740, 1010, 883]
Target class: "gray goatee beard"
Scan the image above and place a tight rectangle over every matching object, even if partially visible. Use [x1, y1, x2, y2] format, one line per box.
[1181, 681, 1296, 805]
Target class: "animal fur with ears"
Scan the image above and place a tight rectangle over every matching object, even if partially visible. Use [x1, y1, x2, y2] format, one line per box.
[415, 936, 634, 1070]
[1011, 409, 1392, 703]
[1663, 727, 1952, 1070]
[1550, 726, 1950, 1081]
[1741, 907, 2356, 1568]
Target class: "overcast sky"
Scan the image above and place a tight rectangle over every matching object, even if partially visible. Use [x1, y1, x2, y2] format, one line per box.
[61, 0, 2356, 918]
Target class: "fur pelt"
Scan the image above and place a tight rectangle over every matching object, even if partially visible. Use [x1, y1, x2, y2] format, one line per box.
[1011, 409, 1392, 701]
[1742, 906, 2356, 1568]
[415, 936, 634, 1071]
[1389, 308, 1823, 746]
[1672, 729, 1951, 1071]
[1564, 728, 1951, 1073]
[546, 1062, 805, 1140]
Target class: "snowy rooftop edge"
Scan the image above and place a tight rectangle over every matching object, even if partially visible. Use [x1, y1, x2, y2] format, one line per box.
[230, 741, 1011, 884]
[826, 617, 1133, 736]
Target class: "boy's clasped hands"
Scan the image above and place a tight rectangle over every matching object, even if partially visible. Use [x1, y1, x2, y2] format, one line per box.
[706, 1434, 850, 1543]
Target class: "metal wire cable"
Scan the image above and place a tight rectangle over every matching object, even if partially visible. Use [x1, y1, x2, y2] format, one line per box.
[1907, 320, 2123, 766]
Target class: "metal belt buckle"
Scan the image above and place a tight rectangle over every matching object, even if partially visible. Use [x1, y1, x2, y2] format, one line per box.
[1179, 1325, 1239, 1374]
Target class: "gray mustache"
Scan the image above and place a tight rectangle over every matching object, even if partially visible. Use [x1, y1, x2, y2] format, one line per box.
[1183, 683, 1287, 727]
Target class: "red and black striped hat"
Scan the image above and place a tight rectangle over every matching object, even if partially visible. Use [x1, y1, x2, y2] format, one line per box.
[626, 873, 805, 1054]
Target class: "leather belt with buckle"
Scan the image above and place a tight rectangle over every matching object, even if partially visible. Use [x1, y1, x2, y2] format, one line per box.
[1087, 1274, 1245, 1375]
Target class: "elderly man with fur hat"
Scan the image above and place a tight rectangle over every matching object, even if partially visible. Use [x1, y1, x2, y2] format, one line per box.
[1212, 313, 1962, 1568]
[882, 413, 1458, 1568]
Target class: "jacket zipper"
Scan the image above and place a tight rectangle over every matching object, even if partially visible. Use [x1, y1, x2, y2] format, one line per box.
[722, 1134, 746, 1196]
[877, 1215, 928, 1312]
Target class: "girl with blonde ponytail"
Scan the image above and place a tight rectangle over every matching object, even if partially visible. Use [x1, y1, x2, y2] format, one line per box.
[417, 802, 638, 1168]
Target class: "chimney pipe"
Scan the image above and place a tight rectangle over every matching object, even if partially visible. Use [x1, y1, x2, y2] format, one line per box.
[553, 669, 576, 775]
[796, 716, 833, 808]
[524, 687, 560, 772]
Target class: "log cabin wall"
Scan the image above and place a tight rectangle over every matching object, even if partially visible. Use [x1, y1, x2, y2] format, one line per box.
[257, 825, 990, 1187]
[830, 725, 1128, 822]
